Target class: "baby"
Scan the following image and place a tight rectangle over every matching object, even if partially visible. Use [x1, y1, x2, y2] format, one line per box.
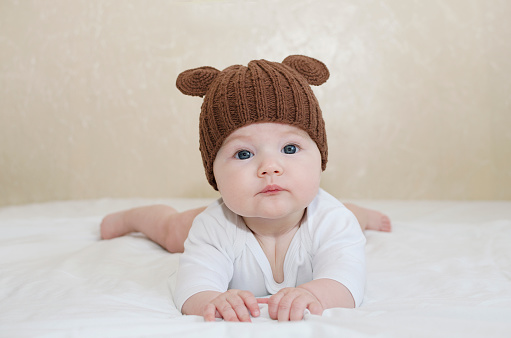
[101, 55, 391, 322]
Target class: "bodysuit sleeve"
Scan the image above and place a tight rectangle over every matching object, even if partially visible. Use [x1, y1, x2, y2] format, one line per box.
[173, 204, 236, 312]
[308, 196, 367, 307]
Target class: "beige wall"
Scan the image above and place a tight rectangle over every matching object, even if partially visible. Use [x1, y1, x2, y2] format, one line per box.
[1, 0, 510, 206]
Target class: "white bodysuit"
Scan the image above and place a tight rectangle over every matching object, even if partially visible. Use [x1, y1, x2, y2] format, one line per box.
[173, 189, 366, 311]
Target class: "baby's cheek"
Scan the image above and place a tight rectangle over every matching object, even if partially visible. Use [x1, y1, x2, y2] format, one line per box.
[218, 189, 247, 216]
[298, 173, 321, 204]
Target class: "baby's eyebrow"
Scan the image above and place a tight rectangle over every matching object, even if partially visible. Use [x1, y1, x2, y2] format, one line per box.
[282, 130, 310, 141]
[219, 136, 253, 152]
[222, 134, 250, 146]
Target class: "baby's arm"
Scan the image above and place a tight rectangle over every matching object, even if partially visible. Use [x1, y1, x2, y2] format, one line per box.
[182, 290, 260, 322]
[299, 278, 355, 308]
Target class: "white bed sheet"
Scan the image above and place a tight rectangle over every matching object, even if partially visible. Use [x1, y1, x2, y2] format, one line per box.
[1, 198, 510, 337]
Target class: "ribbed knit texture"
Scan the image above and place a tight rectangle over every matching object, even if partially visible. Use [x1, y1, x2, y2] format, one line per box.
[176, 55, 329, 190]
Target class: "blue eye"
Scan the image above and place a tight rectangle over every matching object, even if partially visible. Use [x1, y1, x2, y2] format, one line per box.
[282, 144, 298, 154]
[235, 150, 253, 160]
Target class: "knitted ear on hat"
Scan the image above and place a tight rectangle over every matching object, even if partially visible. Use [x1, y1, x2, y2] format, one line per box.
[176, 66, 221, 97]
[282, 55, 330, 86]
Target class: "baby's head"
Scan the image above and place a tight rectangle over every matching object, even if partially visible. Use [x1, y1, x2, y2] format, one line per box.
[176, 55, 330, 190]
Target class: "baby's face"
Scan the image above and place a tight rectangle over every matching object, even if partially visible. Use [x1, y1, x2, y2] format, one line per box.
[213, 123, 322, 222]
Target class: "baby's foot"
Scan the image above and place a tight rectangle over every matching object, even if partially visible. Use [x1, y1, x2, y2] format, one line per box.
[365, 210, 392, 232]
[345, 203, 392, 232]
[100, 211, 133, 239]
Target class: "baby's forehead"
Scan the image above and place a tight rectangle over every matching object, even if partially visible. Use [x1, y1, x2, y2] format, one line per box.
[224, 122, 311, 143]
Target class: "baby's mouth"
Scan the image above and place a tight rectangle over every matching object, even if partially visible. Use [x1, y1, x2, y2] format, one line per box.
[259, 184, 285, 194]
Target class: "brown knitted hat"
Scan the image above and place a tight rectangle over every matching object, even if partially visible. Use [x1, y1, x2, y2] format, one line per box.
[176, 55, 330, 190]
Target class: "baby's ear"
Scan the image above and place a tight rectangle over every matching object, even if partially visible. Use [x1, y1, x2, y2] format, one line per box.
[282, 55, 329, 86]
[176, 66, 221, 97]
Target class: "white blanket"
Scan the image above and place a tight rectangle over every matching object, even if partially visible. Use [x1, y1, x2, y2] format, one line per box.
[1, 198, 510, 337]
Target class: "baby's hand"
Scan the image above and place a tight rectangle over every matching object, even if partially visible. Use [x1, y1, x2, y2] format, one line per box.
[258, 287, 323, 321]
[203, 289, 260, 322]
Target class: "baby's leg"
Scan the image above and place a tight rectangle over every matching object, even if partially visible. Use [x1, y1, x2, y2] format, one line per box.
[344, 203, 392, 232]
[100, 205, 206, 253]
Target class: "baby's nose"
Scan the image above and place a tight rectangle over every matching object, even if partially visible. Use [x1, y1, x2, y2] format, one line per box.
[257, 159, 283, 177]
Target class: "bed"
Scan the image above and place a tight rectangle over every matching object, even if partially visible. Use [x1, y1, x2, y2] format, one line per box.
[1, 197, 510, 337]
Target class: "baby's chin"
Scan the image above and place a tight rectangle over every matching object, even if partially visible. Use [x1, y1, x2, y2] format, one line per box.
[229, 203, 289, 219]
[240, 206, 308, 225]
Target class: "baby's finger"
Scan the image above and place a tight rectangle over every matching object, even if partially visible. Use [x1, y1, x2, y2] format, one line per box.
[239, 291, 260, 318]
[267, 291, 286, 320]
[216, 302, 240, 322]
[203, 303, 217, 322]
[308, 301, 323, 316]
[256, 298, 269, 304]
[226, 295, 251, 322]
[289, 297, 310, 321]
[277, 293, 296, 322]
